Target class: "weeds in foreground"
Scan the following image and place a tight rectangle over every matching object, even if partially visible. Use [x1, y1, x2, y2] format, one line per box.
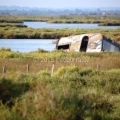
[0, 66, 120, 120]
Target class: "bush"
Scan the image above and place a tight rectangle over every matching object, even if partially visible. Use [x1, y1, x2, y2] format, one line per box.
[38, 70, 51, 77]
[0, 47, 11, 51]
[54, 66, 79, 76]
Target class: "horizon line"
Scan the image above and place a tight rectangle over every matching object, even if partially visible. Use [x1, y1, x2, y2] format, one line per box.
[0, 5, 120, 9]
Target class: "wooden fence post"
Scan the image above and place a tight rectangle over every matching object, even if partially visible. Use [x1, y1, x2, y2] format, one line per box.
[51, 64, 54, 76]
[27, 64, 29, 73]
[97, 64, 100, 71]
[3, 65, 6, 74]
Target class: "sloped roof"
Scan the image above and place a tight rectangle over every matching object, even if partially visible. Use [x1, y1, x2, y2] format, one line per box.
[58, 33, 102, 46]
[58, 33, 120, 48]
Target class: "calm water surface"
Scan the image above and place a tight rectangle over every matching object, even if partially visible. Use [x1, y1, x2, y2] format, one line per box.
[0, 39, 56, 52]
[24, 21, 120, 29]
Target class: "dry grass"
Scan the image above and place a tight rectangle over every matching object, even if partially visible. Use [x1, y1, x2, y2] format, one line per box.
[0, 51, 120, 76]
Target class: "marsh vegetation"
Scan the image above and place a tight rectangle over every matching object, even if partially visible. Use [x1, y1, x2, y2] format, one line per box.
[0, 50, 120, 120]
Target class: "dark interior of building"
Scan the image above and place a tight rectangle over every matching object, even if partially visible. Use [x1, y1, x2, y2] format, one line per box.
[58, 44, 70, 50]
[80, 36, 89, 52]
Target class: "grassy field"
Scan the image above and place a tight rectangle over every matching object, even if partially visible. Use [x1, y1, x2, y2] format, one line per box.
[0, 49, 120, 120]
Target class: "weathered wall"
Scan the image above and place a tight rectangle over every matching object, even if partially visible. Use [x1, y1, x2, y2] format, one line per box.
[86, 34, 102, 52]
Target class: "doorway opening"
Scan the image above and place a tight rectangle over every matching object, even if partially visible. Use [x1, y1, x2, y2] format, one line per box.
[80, 36, 89, 52]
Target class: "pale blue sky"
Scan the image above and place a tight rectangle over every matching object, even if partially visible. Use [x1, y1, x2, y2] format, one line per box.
[0, 0, 120, 8]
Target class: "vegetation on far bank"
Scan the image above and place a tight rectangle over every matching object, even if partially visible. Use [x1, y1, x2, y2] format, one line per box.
[0, 50, 120, 120]
[0, 27, 120, 43]
[0, 23, 27, 28]
[0, 15, 120, 25]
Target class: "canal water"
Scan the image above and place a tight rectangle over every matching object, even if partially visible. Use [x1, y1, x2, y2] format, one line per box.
[24, 21, 120, 29]
[0, 39, 56, 52]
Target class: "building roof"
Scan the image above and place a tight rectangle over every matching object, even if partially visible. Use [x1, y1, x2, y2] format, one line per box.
[58, 33, 102, 46]
[58, 33, 120, 48]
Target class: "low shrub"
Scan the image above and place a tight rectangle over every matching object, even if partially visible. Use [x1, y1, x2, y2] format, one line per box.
[38, 70, 51, 77]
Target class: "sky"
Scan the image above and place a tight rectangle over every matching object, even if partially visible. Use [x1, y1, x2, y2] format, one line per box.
[0, 0, 120, 8]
